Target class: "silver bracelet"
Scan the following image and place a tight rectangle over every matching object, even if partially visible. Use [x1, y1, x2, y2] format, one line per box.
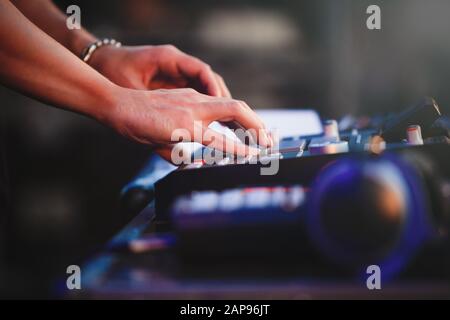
[80, 38, 122, 63]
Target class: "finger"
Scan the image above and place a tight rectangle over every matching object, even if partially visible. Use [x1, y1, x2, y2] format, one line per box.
[194, 123, 260, 157]
[205, 100, 271, 148]
[177, 55, 222, 97]
[154, 144, 192, 165]
[237, 101, 272, 148]
[215, 73, 232, 98]
[154, 145, 175, 163]
[221, 121, 257, 146]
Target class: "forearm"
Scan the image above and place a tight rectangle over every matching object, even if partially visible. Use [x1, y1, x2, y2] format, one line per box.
[10, 0, 97, 57]
[0, 1, 117, 122]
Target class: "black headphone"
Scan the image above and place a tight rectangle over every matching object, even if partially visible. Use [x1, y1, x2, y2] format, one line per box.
[306, 152, 449, 280]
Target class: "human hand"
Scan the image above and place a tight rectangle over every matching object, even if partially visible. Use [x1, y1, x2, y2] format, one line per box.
[90, 44, 231, 97]
[103, 86, 271, 162]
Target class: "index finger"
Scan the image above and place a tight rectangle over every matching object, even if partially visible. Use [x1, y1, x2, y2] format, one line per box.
[195, 122, 260, 157]
[202, 100, 271, 148]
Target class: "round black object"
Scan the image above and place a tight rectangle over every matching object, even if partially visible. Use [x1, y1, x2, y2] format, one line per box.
[307, 155, 432, 277]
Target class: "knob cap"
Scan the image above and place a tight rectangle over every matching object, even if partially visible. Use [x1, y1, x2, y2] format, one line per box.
[406, 125, 424, 145]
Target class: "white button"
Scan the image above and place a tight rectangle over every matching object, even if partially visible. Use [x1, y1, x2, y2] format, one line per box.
[259, 153, 283, 165]
[235, 156, 246, 165]
[271, 187, 287, 207]
[172, 196, 192, 215]
[184, 162, 203, 169]
[406, 125, 424, 145]
[323, 119, 340, 140]
[190, 191, 219, 213]
[244, 188, 271, 209]
[217, 157, 231, 166]
[218, 189, 244, 212]
[259, 147, 270, 157]
[283, 186, 305, 210]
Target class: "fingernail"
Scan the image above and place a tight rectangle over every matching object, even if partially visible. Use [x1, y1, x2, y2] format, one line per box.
[268, 132, 274, 148]
[261, 130, 271, 148]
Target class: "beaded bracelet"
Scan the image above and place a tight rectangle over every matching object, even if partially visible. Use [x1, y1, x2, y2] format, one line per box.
[80, 38, 122, 63]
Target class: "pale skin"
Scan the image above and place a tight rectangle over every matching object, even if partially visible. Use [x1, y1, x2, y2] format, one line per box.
[1, 0, 271, 161]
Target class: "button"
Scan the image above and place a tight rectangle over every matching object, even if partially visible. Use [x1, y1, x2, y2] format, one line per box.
[236, 154, 254, 165]
[259, 153, 283, 164]
[406, 125, 424, 145]
[259, 147, 270, 157]
[172, 196, 192, 215]
[381, 97, 441, 142]
[323, 119, 340, 140]
[244, 188, 271, 209]
[217, 157, 231, 166]
[235, 156, 246, 165]
[218, 189, 244, 212]
[271, 187, 287, 207]
[190, 191, 219, 213]
[283, 186, 305, 211]
[184, 161, 203, 169]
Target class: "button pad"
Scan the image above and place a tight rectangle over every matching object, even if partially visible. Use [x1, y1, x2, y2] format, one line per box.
[171, 185, 306, 217]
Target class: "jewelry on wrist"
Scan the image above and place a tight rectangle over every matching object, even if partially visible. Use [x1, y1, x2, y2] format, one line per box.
[80, 38, 122, 63]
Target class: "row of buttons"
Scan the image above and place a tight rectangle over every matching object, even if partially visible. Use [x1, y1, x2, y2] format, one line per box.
[183, 139, 307, 170]
[172, 186, 306, 215]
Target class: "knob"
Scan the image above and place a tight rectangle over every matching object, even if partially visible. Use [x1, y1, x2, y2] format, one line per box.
[323, 119, 340, 140]
[406, 125, 424, 145]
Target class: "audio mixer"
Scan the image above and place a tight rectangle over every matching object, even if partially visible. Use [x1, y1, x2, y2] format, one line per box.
[147, 97, 450, 280]
[117, 97, 450, 282]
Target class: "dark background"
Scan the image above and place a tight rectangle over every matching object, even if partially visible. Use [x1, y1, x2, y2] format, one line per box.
[2, 0, 450, 298]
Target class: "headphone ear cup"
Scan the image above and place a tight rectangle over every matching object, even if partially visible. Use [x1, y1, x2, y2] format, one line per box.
[307, 154, 433, 280]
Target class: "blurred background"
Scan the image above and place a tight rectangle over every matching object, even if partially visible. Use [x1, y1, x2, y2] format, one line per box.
[2, 0, 450, 298]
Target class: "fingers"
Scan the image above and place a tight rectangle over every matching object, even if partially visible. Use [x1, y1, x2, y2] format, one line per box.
[215, 73, 232, 98]
[221, 121, 257, 145]
[154, 145, 175, 163]
[155, 124, 260, 161]
[161, 46, 232, 98]
[203, 100, 271, 148]
[195, 123, 260, 157]
[154, 144, 192, 164]
[176, 54, 224, 97]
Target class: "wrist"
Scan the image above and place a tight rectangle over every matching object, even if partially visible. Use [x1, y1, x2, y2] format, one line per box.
[86, 80, 125, 126]
[81, 39, 122, 65]
[68, 29, 98, 57]
[87, 44, 126, 74]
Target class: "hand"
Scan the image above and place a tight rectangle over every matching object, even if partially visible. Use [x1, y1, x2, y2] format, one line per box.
[104, 87, 271, 162]
[90, 44, 231, 97]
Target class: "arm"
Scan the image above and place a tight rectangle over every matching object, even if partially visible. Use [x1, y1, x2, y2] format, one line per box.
[10, 0, 96, 57]
[11, 0, 234, 98]
[0, 0, 112, 121]
[0, 1, 269, 161]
